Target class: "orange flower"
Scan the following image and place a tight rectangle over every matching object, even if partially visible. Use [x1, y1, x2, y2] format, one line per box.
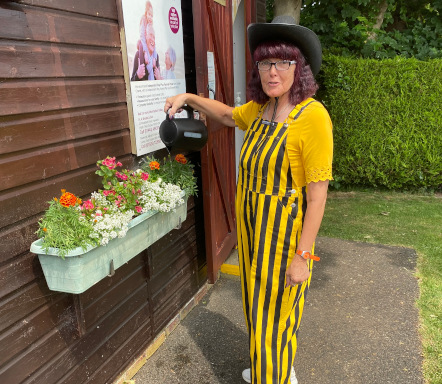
[59, 191, 78, 207]
[175, 154, 187, 164]
[43, 228, 47, 232]
[149, 161, 160, 170]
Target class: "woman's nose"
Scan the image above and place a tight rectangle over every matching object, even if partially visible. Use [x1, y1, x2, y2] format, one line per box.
[269, 64, 278, 75]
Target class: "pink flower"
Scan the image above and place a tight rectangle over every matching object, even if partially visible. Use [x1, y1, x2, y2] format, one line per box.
[101, 157, 117, 169]
[141, 172, 149, 181]
[116, 172, 128, 181]
[135, 206, 143, 213]
[81, 199, 94, 210]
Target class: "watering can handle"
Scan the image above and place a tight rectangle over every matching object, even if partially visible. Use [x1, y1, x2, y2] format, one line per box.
[166, 105, 195, 122]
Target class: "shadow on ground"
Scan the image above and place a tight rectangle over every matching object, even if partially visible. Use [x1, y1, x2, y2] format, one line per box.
[133, 237, 423, 384]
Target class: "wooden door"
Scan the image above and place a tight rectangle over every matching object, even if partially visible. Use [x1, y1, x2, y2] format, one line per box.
[192, 0, 236, 283]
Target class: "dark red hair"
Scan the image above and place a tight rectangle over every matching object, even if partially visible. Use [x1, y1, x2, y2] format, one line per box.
[247, 41, 319, 105]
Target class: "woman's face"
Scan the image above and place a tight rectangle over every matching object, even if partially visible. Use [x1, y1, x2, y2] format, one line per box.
[259, 57, 296, 100]
[146, 29, 155, 55]
[146, 8, 153, 25]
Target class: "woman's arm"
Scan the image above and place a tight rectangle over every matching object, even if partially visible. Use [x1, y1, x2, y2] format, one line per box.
[286, 180, 329, 286]
[164, 93, 236, 127]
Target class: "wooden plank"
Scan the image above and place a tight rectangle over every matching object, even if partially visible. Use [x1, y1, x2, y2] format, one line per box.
[0, 281, 60, 334]
[88, 320, 152, 384]
[149, 210, 197, 274]
[59, 304, 151, 384]
[149, 228, 198, 281]
[152, 265, 199, 334]
[0, 318, 80, 384]
[0, 4, 120, 47]
[83, 262, 147, 329]
[0, 218, 38, 264]
[79, 253, 145, 307]
[0, 155, 133, 228]
[0, 41, 123, 79]
[150, 245, 198, 296]
[0, 105, 129, 155]
[0, 253, 43, 298]
[151, 259, 198, 312]
[0, 295, 74, 366]
[0, 78, 127, 116]
[15, 0, 118, 19]
[0, 131, 131, 192]
[27, 287, 150, 384]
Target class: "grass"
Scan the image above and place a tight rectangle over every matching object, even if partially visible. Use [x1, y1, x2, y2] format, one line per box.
[318, 190, 442, 384]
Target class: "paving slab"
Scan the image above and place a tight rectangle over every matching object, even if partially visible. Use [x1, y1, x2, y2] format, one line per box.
[132, 237, 422, 384]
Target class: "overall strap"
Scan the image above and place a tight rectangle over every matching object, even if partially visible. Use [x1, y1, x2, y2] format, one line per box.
[290, 99, 317, 121]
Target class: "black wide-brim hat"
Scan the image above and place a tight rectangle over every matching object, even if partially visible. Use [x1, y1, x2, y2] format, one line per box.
[247, 15, 322, 76]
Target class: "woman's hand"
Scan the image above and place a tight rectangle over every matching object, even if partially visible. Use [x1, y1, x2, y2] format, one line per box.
[164, 93, 236, 127]
[285, 254, 310, 287]
[164, 93, 190, 118]
[136, 58, 146, 79]
[153, 66, 161, 80]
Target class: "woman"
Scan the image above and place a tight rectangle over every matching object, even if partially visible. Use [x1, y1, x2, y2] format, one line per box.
[131, 24, 160, 81]
[163, 46, 176, 79]
[164, 15, 333, 384]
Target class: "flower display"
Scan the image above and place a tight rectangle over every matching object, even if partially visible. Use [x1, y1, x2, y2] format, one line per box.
[141, 154, 198, 198]
[37, 155, 194, 258]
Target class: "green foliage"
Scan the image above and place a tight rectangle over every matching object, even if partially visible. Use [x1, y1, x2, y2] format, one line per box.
[319, 191, 442, 384]
[37, 198, 97, 258]
[140, 154, 198, 197]
[297, 0, 442, 60]
[319, 55, 442, 191]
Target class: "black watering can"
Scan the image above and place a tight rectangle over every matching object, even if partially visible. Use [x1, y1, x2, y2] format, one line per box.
[159, 106, 208, 151]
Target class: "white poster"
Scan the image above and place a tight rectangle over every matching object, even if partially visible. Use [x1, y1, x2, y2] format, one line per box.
[121, 0, 186, 155]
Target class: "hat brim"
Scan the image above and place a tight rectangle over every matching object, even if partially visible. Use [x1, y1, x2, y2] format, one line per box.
[247, 23, 322, 76]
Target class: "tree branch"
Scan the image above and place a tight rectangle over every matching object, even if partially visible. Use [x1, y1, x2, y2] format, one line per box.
[274, 0, 303, 24]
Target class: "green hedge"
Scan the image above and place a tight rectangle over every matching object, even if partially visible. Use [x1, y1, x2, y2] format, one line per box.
[319, 56, 442, 191]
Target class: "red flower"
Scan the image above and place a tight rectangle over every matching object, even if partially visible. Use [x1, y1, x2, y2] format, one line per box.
[59, 191, 78, 207]
[175, 154, 187, 164]
[150, 161, 160, 170]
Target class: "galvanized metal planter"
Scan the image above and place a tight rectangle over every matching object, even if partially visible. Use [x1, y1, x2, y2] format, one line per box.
[30, 201, 187, 294]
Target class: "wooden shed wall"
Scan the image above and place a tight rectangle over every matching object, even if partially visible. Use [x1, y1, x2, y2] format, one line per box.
[0, 1, 205, 383]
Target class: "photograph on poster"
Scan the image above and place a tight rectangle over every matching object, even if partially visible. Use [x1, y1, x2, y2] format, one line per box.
[121, 0, 186, 155]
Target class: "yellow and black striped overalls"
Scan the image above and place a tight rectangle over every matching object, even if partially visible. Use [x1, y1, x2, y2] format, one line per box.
[236, 101, 315, 384]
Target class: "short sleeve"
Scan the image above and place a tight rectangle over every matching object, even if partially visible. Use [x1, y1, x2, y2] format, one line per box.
[232, 101, 262, 131]
[287, 101, 333, 186]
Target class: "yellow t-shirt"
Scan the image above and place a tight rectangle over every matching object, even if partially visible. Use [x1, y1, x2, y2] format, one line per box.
[232, 98, 333, 186]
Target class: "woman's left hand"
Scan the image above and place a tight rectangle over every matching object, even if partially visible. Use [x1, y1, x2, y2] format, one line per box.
[286, 255, 310, 287]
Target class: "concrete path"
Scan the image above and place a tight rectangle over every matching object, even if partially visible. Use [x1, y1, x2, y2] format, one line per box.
[133, 237, 423, 383]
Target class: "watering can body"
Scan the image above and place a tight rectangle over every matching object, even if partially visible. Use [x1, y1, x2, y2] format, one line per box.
[159, 106, 208, 151]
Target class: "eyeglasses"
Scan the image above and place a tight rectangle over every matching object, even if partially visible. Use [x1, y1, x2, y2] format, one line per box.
[256, 60, 296, 71]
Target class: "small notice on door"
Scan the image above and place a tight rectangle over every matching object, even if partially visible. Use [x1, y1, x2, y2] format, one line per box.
[207, 52, 216, 100]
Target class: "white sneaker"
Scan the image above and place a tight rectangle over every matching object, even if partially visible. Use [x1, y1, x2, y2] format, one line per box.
[290, 366, 298, 384]
[242, 367, 298, 384]
[242, 368, 251, 383]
